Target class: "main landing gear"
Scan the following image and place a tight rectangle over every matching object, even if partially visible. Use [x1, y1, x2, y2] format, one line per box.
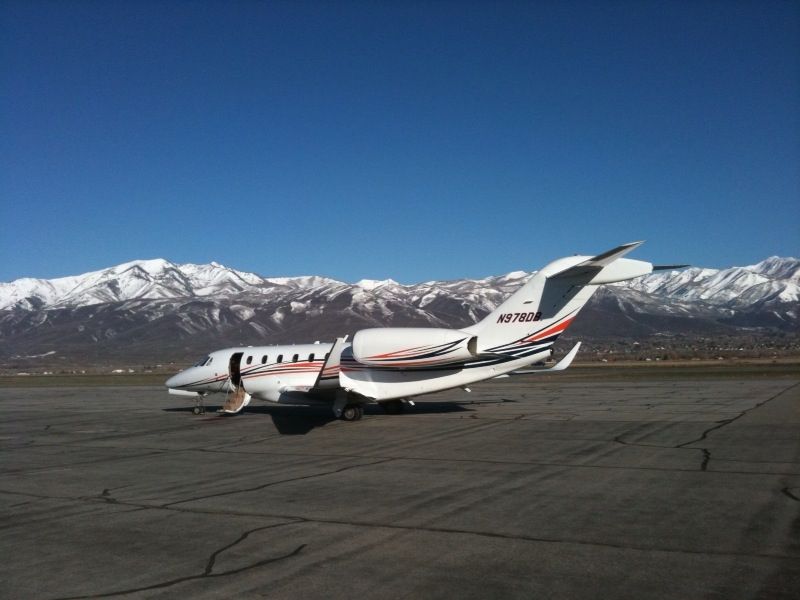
[340, 404, 364, 421]
[335, 392, 412, 421]
[334, 391, 364, 421]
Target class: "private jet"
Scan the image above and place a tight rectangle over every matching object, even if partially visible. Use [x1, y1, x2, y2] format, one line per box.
[166, 241, 672, 421]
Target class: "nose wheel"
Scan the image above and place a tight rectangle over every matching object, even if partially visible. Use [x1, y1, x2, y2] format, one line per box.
[192, 397, 206, 415]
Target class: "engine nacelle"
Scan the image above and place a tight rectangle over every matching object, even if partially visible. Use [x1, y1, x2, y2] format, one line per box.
[352, 328, 478, 368]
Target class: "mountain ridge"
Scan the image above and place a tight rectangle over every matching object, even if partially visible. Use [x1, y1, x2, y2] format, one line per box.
[1, 256, 797, 367]
[3, 256, 798, 311]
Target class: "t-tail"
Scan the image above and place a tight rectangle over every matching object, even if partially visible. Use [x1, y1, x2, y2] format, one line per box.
[463, 241, 652, 358]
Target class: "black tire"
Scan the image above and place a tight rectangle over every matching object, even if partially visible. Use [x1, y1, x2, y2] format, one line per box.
[354, 405, 364, 421]
[341, 405, 360, 421]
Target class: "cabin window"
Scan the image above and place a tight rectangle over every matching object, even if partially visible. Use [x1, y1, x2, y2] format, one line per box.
[261, 355, 267, 364]
[277, 354, 283, 363]
[325, 353, 330, 360]
[246, 355, 253, 365]
[292, 354, 299, 362]
[207, 358, 213, 365]
[193, 356, 210, 367]
[309, 353, 315, 362]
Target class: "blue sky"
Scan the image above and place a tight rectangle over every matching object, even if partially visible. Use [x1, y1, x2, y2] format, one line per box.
[2, 1, 798, 283]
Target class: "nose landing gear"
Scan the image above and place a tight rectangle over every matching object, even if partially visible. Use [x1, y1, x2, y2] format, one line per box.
[192, 395, 206, 415]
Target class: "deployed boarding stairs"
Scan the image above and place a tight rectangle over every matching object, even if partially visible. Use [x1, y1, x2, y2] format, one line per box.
[221, 385, 251, 414]
[220, 351, 251, 414]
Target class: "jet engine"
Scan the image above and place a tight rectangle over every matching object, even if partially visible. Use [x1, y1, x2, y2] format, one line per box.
[352, 327, 478, 368]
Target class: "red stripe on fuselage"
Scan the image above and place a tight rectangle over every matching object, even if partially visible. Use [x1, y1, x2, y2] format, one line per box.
[523, 317, 574, 343]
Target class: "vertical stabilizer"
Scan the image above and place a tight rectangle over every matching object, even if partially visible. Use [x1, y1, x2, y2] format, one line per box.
[464, 242, 651, 357]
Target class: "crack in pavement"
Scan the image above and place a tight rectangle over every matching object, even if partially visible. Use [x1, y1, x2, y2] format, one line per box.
[699, 448, 711, 472]
[0, 450, 168, 476]
[2, 484, 798, 564]
[1, 444, 797, 529]
[49, 523, 305, 600]
[275, 513, 800, 561]
[677, 381, 800, 448]
[782, 487, 800, 502]
[614, 434, 711, 472]
[4, 483, 799, 562]
[614, 382, 800, 472]
[161, 457, 394, 508]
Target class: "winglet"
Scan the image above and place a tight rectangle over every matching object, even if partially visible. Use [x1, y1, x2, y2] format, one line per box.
[511, 342, 582, 375]
[549, 341, 581, 371]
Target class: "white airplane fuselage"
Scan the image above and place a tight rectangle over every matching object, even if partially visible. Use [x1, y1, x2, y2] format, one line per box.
[166, 343, 335, 403]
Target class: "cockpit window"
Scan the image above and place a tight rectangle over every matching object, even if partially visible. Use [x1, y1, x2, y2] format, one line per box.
[193, 356, 211, 367]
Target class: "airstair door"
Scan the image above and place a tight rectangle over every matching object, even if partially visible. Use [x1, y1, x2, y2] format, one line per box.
[228, 352, 244, 388]
[223, 352, 250, 414]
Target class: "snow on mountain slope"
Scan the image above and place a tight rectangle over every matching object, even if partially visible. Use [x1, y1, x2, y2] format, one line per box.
[620, 257, 799, 309]
[0, 260, 345, 311]
[1, 256, 797, 364]
[1, 257, 797, 323]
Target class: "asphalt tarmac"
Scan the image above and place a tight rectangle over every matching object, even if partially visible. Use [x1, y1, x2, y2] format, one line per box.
[1, 375, 799, 599]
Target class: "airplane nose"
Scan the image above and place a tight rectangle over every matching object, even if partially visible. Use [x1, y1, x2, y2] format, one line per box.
[165, 373, 184, 389]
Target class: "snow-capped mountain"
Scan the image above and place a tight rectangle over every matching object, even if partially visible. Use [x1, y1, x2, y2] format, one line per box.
[0, 258, 528, 320]
[0, 259, 296, 311]
[624, 258, 799, 304]
[2, 256, 796, 315]
[622, 257, 799, 318]
[0, 257, 797, 365]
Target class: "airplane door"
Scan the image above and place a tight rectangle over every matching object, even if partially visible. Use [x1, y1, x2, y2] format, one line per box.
[228, 352, 244, 388]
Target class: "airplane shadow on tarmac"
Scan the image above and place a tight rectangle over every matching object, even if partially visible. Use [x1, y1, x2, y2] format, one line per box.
[162, 400, 515, 435]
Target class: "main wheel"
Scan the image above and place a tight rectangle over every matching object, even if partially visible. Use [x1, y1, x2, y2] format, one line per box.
[192, 406, 202, 415]
[341, 404, 361, 421]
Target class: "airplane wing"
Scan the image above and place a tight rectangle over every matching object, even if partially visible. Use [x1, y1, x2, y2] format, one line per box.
[311, 335, 348, 390]
[498, 342, 582, 376]
[276, 336, 349, 396]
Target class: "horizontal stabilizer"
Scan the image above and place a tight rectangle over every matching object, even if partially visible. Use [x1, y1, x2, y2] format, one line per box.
[653, 264, 689, 271]
[551, 242, 644, 280]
